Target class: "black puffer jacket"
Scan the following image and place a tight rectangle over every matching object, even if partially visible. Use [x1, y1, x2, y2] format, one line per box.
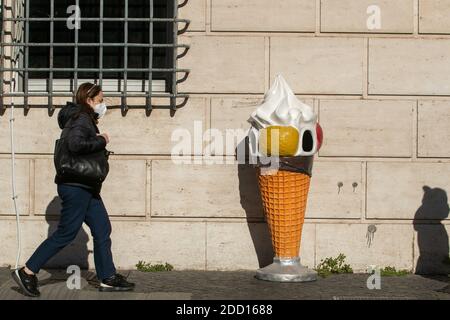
[54, 102, 107, 194]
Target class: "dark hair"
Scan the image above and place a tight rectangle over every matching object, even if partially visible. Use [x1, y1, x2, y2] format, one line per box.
[73, 82, 102, 124]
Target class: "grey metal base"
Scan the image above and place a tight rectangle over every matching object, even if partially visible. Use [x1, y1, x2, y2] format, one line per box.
[255, 257, 317, 282]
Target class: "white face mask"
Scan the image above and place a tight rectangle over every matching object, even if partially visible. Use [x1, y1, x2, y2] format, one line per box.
[93, 102, 107, 118]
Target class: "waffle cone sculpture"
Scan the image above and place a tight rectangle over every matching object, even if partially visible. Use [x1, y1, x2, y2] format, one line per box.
[255, 167, 317, 282]
[257, 168, 310, 259]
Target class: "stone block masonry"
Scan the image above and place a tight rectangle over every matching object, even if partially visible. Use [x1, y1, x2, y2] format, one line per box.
[0, 0, 449, 274]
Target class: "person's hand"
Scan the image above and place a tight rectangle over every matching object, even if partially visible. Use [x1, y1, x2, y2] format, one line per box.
[98, 133, 110, 144]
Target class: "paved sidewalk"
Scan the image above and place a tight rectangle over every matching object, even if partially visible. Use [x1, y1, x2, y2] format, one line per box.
[0, 268, 449, 300]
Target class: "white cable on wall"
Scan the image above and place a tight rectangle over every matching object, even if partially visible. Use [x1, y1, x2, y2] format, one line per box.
[8, 0, 24, 271]
[10, 82, 21, 271]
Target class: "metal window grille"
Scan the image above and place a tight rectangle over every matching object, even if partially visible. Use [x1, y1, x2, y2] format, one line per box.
[0, 0, 190, 113]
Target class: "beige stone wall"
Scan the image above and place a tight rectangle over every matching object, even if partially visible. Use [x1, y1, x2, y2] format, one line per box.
[1, 0, 450, 273]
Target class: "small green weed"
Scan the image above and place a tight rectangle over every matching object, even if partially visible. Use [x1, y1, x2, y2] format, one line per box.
[315, 254, 353, 278]
[136, 261, 174, 272]
[379, 266, 411, 277]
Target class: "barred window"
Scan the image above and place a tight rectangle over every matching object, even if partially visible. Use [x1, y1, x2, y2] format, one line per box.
[0, 0, 190, 112]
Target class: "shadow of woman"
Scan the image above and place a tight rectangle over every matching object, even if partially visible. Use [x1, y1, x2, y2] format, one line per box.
[413, 186, 450, 280]
[39, 196, 92, 286]
[236, 137, 273, 269]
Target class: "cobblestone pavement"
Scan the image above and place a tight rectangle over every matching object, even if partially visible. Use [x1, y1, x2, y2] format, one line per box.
[0, 268, 449, 300]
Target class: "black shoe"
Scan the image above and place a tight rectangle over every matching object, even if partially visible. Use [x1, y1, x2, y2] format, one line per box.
[11, 267, 40, 297]
[99, 274, 135, 292]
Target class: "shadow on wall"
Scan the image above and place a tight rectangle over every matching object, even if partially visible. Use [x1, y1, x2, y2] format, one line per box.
[413, 186, 450, 275]
[44, 196, 91, 271]
[236, 137, 273, 268]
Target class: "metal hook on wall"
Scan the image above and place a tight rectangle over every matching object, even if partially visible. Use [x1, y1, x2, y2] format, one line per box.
[337, 181, 343, 194]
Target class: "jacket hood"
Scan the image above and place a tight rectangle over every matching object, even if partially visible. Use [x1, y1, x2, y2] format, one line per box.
[58, 102, 82, 129]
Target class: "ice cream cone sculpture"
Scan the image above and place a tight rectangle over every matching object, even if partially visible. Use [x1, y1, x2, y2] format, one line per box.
[257, 168, 310, 259]
[247, 75, 323, 282]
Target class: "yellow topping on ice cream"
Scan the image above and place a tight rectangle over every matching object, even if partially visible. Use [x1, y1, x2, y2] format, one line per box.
[259, 125, 299, 157]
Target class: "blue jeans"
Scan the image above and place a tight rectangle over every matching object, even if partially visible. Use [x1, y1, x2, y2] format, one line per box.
[26, 184, 116, 280]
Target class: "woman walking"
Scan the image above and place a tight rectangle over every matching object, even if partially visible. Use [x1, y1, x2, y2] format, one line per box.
[12, 83, 135, 297]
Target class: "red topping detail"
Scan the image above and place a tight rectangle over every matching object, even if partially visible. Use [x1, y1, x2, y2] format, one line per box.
[316, 123, 323, 151]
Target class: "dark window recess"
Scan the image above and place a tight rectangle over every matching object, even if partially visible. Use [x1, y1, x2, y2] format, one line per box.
[0, 0, 190, 112]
